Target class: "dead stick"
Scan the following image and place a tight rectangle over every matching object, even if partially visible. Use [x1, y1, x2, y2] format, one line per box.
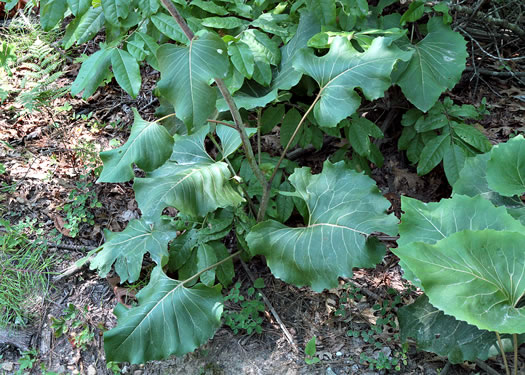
[239, 260, 298, 352]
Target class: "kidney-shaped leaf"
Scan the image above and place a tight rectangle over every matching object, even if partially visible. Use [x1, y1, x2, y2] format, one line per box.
[487, 135, 525, 197]
[247, 161, 398, 292]
[104, 266, 222, 363]
[157, 32, 229, 131]
[293, 36, 412, 127]
[399, 294, 519, 364]
[395, 230, 525, 334]
[98, 108, 174, 183]
[90, 218, 177, 283]
[134, 126, 244, 219]
[392, 17, 467, 112]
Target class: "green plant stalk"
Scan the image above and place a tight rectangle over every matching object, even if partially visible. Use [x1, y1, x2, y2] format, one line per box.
[159, 0, 269, 219]
[496, 332, 511, 375]
[181, 250, 242, 287]
[513, 333, 517, 375]
[257, 94, 321, 221]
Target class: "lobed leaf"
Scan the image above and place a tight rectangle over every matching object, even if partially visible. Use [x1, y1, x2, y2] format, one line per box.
[293, 37, 412, 127]
[157, 32, 229, 131]
[247, 161, 398, 292]
[134, 126, 244, 219]
[104, 266, 222, 363]
[90, 218, 177, 283]
[392, 18, 467, 112]
[98, 108, 174, 183]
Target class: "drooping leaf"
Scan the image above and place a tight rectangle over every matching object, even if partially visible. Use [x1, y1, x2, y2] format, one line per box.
[452, 123, 492, 153]
[111, 49, 141, 98]
[293, 37, 412, 127]
[67, 0, 91, 16]
[98, 108, 174, 183]
[392, 18, 467, 112]
[40, 0, 68, 31]
[487, 135, 525, 197]
[399, 295, 518, 364]
[62, 6, 105, 49]
[216, 124, 257, 159]
[70, 47, 112, 98]
[394, 230, 525, 334]
[306, 0, 336, 28]
[442, 143, 466, 185]
[101, 0, 129, 25]
[157, 32, 229, 131]
[417, 134, 450, 175]
[201, 17, 249, 29]
[272, 11, 321, 91]
[104, 266, 223, 363]
[247, 161, 398, 292]
[90, 218, 177, 283]
[134, 126, 244, 219]
[151, 13, 189, 44]
[398, 194, 525, 247]
[228, 42, 255, 79]
[190, 0, 228, 15]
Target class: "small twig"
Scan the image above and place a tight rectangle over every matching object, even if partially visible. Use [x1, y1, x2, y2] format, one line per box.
[239, 260, 298, 353]
[475, 359, 504, 375]
[464, 67, 525, 78]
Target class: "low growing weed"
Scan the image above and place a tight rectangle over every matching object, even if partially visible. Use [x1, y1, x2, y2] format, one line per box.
[223, 279, 265, 335]
[57, 181, 101, 238]
[50, 304, 95, 350]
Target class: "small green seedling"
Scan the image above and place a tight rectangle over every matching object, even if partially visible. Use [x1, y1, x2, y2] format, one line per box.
[305, 336, 320, 365]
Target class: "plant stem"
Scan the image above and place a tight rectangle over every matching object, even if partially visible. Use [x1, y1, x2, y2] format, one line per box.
[513, 333, 517, 375]
[206, 119, 237, 129]
[256, 94, 321, 222]
[153, 113, 178, 124]
[159, 0, 269, 219]
[496, 332, 511, 375]
[181, 250, 242, 287]
[256, 108, 262, 165]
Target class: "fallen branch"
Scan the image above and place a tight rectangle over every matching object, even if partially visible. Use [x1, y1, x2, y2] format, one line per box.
[239, 260, 298, 353]
[451, 4, 525, 40]
[465, 67, 525, 78]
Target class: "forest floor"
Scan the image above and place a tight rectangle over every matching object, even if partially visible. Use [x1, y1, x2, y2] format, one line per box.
[1, 7, 525, 375]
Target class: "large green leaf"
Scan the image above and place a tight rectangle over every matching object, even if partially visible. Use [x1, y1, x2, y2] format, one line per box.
[111, 49, 141, 98]
[98, 108, 174, 183]
[70, 47, 112, 99]
[293, 36, 412, 127]
[392, 17, 467, 112]
[247, 161, 398, 292]
[487, 135, 525, 197]
[134, 126, 244, 219]
[90, 218, 177, 283]
[398, 194, 525, 247]
[40, 0, 68, 31]
[104, 266, 223, 363]
[394, 230, 525, 334]
[62, 6, 105, 49]
[399, 295, 522, 364]
[157, 32, 229, 131]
